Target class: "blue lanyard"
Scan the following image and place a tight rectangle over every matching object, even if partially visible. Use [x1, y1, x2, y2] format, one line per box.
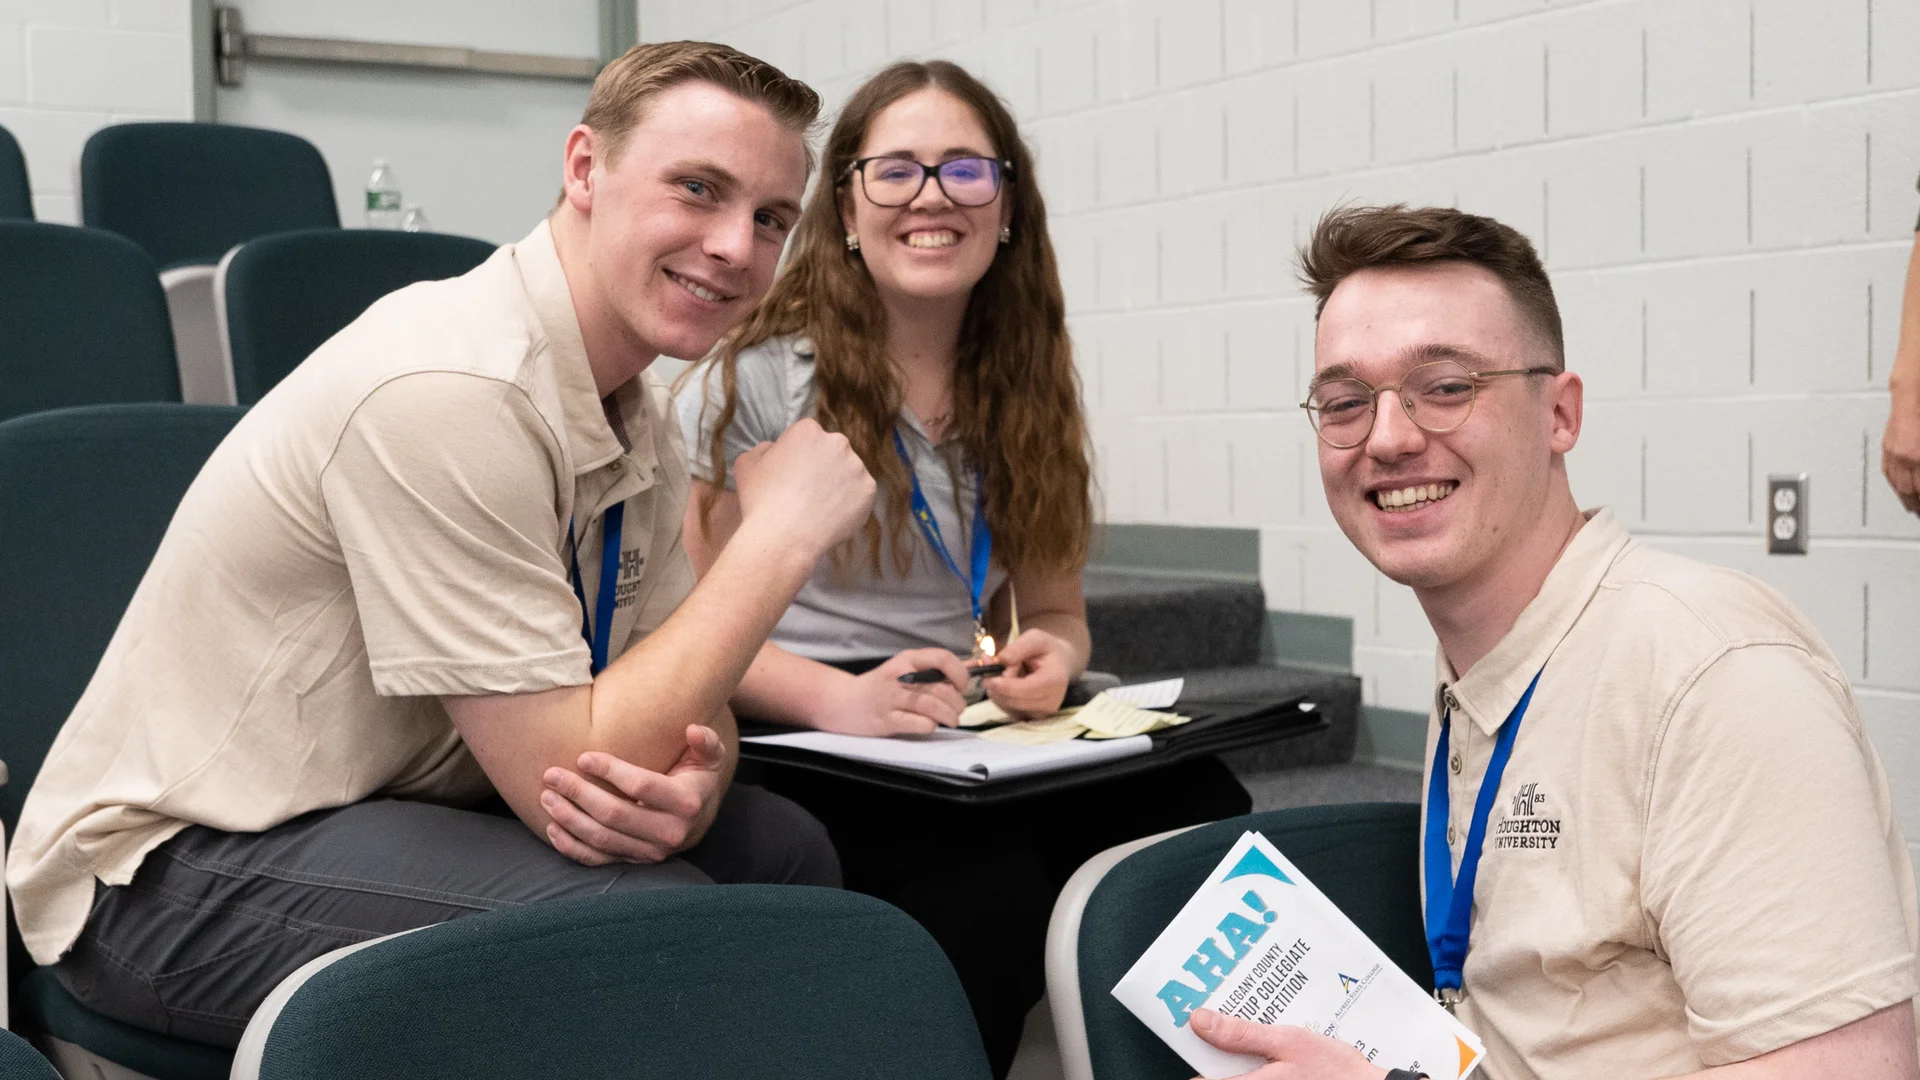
[1423, 667, 1543, 1006]
[567, 501, 624, 675]
[890, 429, 990, 628]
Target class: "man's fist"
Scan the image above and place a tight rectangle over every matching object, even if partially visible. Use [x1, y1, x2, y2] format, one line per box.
[734, 419, 876, 557]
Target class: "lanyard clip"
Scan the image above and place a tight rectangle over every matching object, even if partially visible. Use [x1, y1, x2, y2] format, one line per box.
[1433, 987, 1462, 1013]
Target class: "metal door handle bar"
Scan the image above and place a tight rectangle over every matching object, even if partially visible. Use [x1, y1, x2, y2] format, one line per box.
[214, 6, 600, 87]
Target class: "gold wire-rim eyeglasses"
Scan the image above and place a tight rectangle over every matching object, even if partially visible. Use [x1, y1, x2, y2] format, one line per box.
[1299, 360, 1560, 449]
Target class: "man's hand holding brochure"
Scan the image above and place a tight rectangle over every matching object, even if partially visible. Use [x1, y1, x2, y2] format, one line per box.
[1111, 831, 1484, 1080]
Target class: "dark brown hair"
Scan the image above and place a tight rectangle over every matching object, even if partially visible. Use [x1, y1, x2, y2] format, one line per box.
[1298, 205, 1565, 368]
[579, 41, 821, 167]
[695, 59, 1092, 578]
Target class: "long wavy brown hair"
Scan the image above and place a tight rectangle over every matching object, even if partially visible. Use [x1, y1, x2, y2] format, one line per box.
[694, 60, 1093, 579]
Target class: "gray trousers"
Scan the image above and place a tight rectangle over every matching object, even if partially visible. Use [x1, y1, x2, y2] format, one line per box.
[52, 784, 839, 1047]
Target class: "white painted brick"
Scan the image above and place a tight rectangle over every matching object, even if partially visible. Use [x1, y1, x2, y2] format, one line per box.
[1159, 307, 1228, 413]
[1051, 214, 1100, 311]
[0, 105, 103, 196]
[1141, 0, 1222, 91]
[1641, 0, 1747, 123]
[29, 190, 71, 222]
[1223, 70, 1293, 185]
[1642, 261, 1752, 397]
[1564, 403, 1641, 524]
[1867, 545, 1920, 692]
[1159, 197, 1227, 306]
[932, 0, 986, 50]
[1372, 0, 1455, 44]
[1871, 0, 1920, 92]
[0, 21, 23, 104]
[1749, 109, 1870, 251]
[108, 0, 183, 32]
[1093, 106, 1155, 206]
[1294, 0, 1372, 60]
[1092, 207, 1159, 307]
[1219, 299, 1311, 412]
[1161, 417, 1233, 522]
[1857, 690, 1920, 840]
[882, 0, 936, 56]
[1095, 311, 1163, 416]
[1553, 268, 1642, 401]
[0, 1, 106, 24]
[1037, 13, 1097, 116]
[26, 26, 187, 113]
[1292, 59, 1371, 176]
[1641, 122, 1748, 260]
[1223, 414, 1306, 525]
[1867, 242, 1910, 393]
[1543, 5, 1642, 139]
[1452, 22, 1546, 152]
[1221, 0, 1294, 75]
[1032, 112, 1100, 216]
[1752, 0, 1868, 107]
[1450, 150, 1548, 249]
[1646, 402, 1751, 533]
[1260, 523, 1376, 623]
[1752, 248, 1877, 395]
[980, 22, 1041, 119]
[1541, 139, 1641, 269]
[1371, 40, 1453, 166]
[1368, 570, 1436, 651]
[1455, 0, 1542, 27]
[1863, 94, 1920, 244]
[1157, 91, 1227, 197]
[1356, 644, 1437, 713]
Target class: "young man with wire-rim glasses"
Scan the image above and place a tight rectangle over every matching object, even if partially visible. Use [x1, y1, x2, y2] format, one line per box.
[1184, 205, 1918, 1080]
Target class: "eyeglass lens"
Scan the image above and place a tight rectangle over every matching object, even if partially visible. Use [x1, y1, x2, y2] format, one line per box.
[860, 157, 1002, 207]
[1308, 360, 1479, 446]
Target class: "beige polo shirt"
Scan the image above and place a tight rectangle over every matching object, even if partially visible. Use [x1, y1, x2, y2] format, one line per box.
[7, 220, 695, 966]
[1426, 508, 1918, 1078]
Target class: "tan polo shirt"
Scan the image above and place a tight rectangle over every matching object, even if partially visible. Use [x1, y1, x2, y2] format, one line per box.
[7, 220, 695, 966]
[1425, 508, 1918, 1078]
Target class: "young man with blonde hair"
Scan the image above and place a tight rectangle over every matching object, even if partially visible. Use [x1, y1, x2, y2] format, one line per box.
[1189, 205, 1919, 1079]
[8, 41, 875, 1046]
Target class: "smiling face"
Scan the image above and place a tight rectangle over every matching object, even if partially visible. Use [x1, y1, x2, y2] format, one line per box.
[840, 87, 1009, 307]
[571, 80, 808, 363]
[1313, 261, 1581, 593]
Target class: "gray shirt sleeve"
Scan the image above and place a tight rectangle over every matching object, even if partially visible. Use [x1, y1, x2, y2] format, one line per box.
[673, 339, 801, 490]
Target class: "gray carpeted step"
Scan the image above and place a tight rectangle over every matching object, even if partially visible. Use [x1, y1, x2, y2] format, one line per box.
[1083, 568, 1265, 678]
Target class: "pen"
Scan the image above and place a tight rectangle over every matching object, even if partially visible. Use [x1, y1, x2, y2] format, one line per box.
[897, 663, 1006, 685]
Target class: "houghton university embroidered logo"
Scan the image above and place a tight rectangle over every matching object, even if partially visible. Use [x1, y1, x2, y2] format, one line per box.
[1494, 782, 1561, 850]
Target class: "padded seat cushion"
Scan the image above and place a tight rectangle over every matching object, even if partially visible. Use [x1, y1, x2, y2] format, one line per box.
[17, 967, 233, 1080]
[1077, 803, 1429, 1080]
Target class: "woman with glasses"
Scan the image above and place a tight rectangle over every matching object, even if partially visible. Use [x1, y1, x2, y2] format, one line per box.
[673, 60, 1250, 1076]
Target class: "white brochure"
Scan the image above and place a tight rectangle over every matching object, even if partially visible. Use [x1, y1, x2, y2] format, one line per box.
[1111, 831, 1485, 1079]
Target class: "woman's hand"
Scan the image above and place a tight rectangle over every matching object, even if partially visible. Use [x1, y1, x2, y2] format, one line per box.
[812, 648, 973, 736]
[1883, 396, 1920, 515]
[982, 628, 1075, 718]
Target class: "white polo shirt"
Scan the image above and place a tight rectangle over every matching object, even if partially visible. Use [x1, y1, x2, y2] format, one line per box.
[7, 219, 696, 966]
[1427, 509, 1918, 1078]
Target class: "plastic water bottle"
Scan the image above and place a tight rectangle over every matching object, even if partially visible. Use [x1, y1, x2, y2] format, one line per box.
[399, 204, 430, 233]
[365, 160, 402, 229]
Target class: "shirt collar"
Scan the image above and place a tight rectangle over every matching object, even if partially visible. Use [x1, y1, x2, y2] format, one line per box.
[1440, 507, 1635, 737]
[509, 218, 654, 483]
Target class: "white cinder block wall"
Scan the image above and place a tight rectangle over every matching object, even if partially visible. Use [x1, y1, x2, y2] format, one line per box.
[0, 0, 195, 223]
[643, 0, 1920, 859]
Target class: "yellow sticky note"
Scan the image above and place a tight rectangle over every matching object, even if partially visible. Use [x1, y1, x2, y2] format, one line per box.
[976, 710, 1087, 744]
[1076, 692, 1191, 738]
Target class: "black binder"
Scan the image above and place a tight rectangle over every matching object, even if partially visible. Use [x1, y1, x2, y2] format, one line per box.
[736, 695, 1327, 805]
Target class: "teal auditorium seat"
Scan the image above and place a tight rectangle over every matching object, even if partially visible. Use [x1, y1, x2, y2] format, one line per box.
[218, 228, 497, 403]
[0, 1027, 60, 1080]
[0, 124, 31, 220]
[1046, 803, 1429, 1080]
[0, 404, 246, 1079]
[80, 123, 337, 271]
[0, 222, 181, 423]
[232, 886, 993, 1080]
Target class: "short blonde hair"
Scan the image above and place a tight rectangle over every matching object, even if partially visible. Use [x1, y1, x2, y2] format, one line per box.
[580, 40, 820, 170]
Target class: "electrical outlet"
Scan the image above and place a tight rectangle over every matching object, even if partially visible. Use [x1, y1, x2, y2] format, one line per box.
[1766, 474, 1809, 555]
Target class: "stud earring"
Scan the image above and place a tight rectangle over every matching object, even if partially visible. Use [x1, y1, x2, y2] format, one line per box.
[845, 233, 861, 252]
[998, 226, 1012, 244]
